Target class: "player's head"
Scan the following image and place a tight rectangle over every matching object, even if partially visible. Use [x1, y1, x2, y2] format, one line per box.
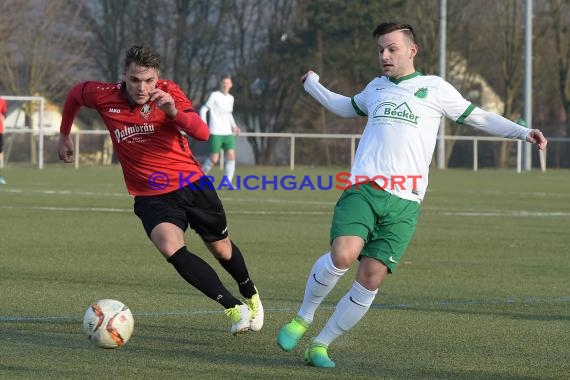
[220, 74, 233, 94]
[123, 44, 160, 105]
[373, 22, 418, 79]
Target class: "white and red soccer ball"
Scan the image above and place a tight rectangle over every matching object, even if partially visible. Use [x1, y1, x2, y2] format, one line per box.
[83, 299, 134, 349]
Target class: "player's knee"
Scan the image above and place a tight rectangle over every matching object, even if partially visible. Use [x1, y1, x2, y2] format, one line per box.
[356, 258, 389, 290]
[205, 238, 232, 260]
[157, 242, 184, 258]
[330, 251, 357, 269]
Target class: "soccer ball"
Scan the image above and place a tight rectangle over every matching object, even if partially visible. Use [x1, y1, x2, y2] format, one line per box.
[83, 299, 134, 349]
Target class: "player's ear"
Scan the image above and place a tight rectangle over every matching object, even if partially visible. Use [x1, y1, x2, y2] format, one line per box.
[409, 43, 418, 59]
[154, 72, 159, 88]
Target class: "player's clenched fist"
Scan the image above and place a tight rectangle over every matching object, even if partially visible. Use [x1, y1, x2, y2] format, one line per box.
[58, 134, 74, 163]
[149, 89, 177, 117]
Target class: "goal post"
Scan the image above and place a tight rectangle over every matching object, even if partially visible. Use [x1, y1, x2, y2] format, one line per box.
[2, 95, 46, 169]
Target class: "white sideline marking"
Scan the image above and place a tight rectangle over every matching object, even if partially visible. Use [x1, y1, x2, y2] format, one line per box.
[0, 205, 131, 213]
[1, 205, 569, 217]
[4, 186, 570, 199]
[2, 188, 335, 205]
[2, 188, 128, 197]
[231, 210, 330, 215]
[429, 210, 570, 217]
[0, 205, 331, 216]
[220, 197, 335, 206]
[1, 296, 568, 323]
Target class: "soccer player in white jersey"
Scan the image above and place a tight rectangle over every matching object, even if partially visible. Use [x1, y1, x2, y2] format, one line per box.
[277, 22, 547, 368]
[200, 75, 241, 184]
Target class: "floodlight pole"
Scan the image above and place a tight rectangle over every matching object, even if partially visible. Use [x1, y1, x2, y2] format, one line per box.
[437, 0, 447, 170]
[523, 0, 533, 170]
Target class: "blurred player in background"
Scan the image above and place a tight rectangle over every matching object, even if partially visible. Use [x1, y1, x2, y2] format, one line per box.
[277, 22, 547, 368]
[0, 95, 7, 184]
[200, 74, 241, 185]
[58, 44, 263, 336]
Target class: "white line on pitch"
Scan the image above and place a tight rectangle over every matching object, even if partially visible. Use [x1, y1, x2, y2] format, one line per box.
[1, 205, 568, 217]
[0, 205, 330, 215]
[5, 186, 570, 200]
[1, 296, 568, 323]
[426, 209, 570, 217]
[1, 188, 128, 197]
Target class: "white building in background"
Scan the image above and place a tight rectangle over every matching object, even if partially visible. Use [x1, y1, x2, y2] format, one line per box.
[447, 52, 505, 114]
[4, 99, 79, 133]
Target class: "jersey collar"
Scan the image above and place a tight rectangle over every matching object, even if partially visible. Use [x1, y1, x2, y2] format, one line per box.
[388, 71, 423, 84]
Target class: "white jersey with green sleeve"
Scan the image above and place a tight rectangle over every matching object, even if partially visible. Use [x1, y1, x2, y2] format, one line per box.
[308, 71, 530, 203]
[199, 91, 237, 136]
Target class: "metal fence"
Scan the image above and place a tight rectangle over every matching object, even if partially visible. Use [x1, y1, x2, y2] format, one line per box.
[2, 129, 569, 171]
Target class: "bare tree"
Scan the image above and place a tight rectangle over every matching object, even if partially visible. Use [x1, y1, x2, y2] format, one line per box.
[1, 0, 567, 167]
[80, 0, 134, 82]
[549, 0, 570, 124]
[491, 0, 525, 168]
[409, 0, 440, 76]
[0, 0, 88, 100]
[0, 0, 89, 164]
[533, 0, 570, 167]
[173, 0, 232, 102]
[441, 0, 525, 168]
[0, 1, 21, 92]
[80, 0, 176, 83]
[225, 0, 302, 164]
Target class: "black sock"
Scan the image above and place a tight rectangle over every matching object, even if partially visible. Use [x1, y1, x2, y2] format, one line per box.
[217, 241, 256, 298]
[167, 246, 241, 309]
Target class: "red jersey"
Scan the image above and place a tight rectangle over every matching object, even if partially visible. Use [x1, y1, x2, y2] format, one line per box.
[60, 80, 209, 195]
[0, 97, 7, 134]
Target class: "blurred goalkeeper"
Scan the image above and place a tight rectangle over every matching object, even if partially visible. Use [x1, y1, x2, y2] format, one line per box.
[277, 22, 547, 368]
[58, 44, 263, 336]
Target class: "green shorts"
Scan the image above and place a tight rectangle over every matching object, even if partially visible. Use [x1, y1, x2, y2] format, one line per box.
[208, 134, 236, 154]
[330, 182, 420, 273]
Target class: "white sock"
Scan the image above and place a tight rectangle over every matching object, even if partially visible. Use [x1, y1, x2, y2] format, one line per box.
[313, 281, 378, 346]
[298, 253, 347, 324]
[224, 159, 235, 183]
[202, 158, 213, 174]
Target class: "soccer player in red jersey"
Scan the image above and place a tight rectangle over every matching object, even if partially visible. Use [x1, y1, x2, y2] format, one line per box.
[58, 44, 263, 335]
